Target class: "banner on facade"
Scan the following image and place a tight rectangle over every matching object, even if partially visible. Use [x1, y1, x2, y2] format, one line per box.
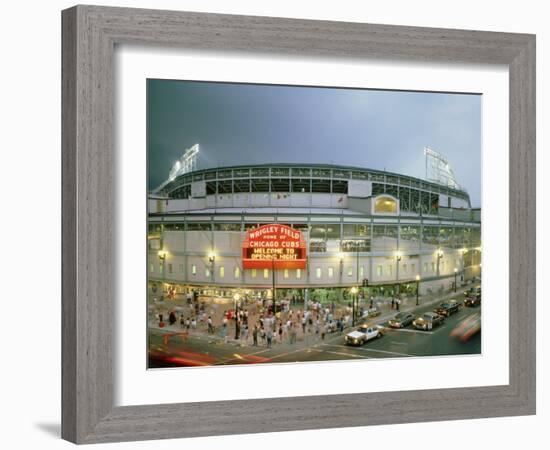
[242, 224, 307, 269]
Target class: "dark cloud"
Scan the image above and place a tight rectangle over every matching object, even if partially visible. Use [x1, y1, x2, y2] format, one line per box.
[148, 80, 481, 206]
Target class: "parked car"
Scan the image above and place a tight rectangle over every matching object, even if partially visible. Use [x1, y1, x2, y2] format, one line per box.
[434, 300, 460, 317]
[451, 314, 481, 341]
[463, 286, 481, 299]
[361, 307, 381, 319]
[413, 312, 445, 331]
[388, 312, 415, 328]
[345, 325, 382, 346]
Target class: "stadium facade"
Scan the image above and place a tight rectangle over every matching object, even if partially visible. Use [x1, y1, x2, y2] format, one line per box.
[148, 163, 481, 303]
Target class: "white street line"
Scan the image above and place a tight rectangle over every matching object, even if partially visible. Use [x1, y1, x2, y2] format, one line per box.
[324, 344, 416, 358]
[308, 347, 369, 359]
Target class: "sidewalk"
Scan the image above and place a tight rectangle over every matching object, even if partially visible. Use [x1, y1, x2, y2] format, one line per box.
[147, 287, 469, 353]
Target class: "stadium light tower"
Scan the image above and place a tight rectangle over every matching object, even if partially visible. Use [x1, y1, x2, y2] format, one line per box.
[424, 147, 461, 190]
[154, 144, 200, 193]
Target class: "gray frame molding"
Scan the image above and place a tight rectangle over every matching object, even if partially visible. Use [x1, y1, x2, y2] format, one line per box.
[61, 5, 536, 444]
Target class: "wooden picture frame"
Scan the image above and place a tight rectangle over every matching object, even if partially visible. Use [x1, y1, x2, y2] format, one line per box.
[61, 5, 536, 444]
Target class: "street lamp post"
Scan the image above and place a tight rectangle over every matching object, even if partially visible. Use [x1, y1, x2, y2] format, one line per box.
[338, 253, 344, 304]
[454, 267, 458, 292]
[208, 252, 215, 284]
[158, 250, 167, 297]
[415, 274, 420, 306]
[233, 292, 241, 339]
[271, 255, 276, 314]
[396, 253, 402, 294]
[351, 286, 358, 326]
[436, 249, 443, 277]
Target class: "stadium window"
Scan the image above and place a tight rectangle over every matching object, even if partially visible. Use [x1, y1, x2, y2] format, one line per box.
[291, 179, 311, 193]
[431, 262, 436, 272]
[159, 263, 163, 274]
[263, 269, 269, 279]
[411, 263, 416, 274]
[205, 267, 210, 277]
[316, 267, 322, 279]
[270, 178, 290, 192]
[331, 180, 348, 194]
[296, 269, 302, 279]
[150, 263, 154, 273]
[219, 266, 225, 278]
[311, 179, 331, 193]
[168, 263, 172, 274]
[179, 264, 184, 273]
[359, 266, 364, 278]
[191, 265, 197, 275]
[347, 266, 353, 277]
[213, 223, 241, 231]
[186, 222, 212, 231]
[234, 267, 240, 279]
[423, 262, 428, 273]
[328, 267, 334, 278]
[388, 265, 393, 276]
[233, 179, 250, 193]
[377, 265, 383, 276]
[402, 264, 407, 274]
[284, 269, 289, 279]
[251, 269, 257, 278]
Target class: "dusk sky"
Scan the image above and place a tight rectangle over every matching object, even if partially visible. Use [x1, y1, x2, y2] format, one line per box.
[147, 79, 481, 206]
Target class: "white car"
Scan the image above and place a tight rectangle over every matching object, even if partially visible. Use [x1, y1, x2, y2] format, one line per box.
[345, 325, 382, 346]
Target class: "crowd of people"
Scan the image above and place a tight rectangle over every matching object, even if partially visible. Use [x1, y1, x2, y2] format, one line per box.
[153, 295, 358, 348]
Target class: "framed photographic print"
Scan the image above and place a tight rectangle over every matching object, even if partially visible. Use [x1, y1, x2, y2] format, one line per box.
[62, 5, 536, 444]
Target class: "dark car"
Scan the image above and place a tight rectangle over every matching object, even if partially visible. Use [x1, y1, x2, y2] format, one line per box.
[464, 295, 481, 307]
[413, 312, 445, 331]
[434, 300, 460, 317]
[388, 312, 415, 328]
[463, 286, 481, 299]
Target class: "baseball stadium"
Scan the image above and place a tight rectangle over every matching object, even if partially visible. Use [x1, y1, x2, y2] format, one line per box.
[147, 146, 481, 310]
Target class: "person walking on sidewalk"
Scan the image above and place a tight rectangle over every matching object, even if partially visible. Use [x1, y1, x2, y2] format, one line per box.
[289, 323, 297, 344]
[220, 322, 228, 343]
[241, 323, 248, 344]
[252, 325, 258, 346]
[396, 298, 400, 311]
[266, 328, 273, 348]
[207, 316, 214, 334]
[169, 311, 176, 326]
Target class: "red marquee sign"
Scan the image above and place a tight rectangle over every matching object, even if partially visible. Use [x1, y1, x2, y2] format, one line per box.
[242, 224, 307, 270]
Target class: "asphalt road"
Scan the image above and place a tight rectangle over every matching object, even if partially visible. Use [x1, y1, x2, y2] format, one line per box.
[148, 299, 481, 367]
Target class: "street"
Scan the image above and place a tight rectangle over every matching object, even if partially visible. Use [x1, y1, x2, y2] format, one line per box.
[148, 291, 481, 368]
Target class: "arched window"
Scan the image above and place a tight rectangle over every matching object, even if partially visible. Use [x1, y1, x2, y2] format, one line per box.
[374, 196, 398, 214]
